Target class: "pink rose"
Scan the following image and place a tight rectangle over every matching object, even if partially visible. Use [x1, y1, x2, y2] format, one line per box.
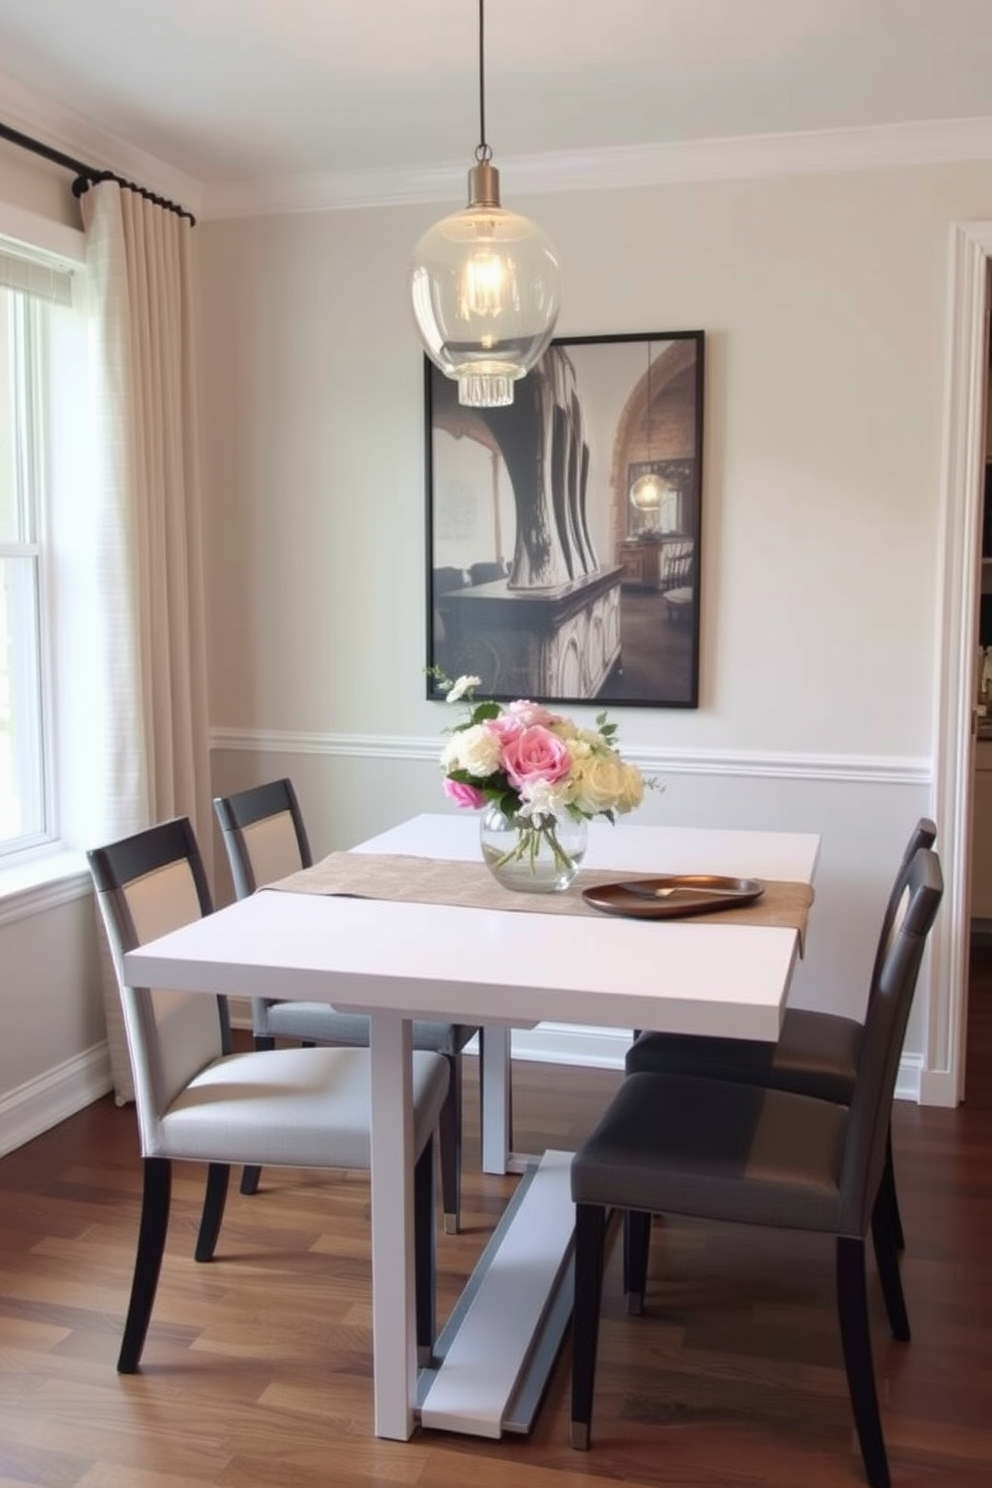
[506, 699, 560, 728]
[443, 778, 486, 809]
[487, 713, 525, 741]
[502, 725, 572, 791]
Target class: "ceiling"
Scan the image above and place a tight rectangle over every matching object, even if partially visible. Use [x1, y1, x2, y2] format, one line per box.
[1, 0, 992, 212]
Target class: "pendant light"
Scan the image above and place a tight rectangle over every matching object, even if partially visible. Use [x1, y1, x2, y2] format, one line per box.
[409, 0, 561, 409]
[629, 342, 669, 515]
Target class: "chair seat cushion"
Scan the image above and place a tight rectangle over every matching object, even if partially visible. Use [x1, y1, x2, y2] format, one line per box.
[259, 1001, 477, 1056]
[625, 1006, 862, 1105]
[153, 1046, 450, 1169]
[571, 1072, 848, 1234]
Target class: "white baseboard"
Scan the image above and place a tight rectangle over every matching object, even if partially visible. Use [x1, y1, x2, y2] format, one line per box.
[0, 1030, 927, 1161]
[232, 1004, 927, 1095]
[0, 1044, 115, 1159]
[508, 1022, 632, 1069]
[894, 1052, 924, 1103]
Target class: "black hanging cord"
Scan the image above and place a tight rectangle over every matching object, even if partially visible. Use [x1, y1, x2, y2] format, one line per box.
[474, 0, 492, 165]
[0, 119, 196, 224]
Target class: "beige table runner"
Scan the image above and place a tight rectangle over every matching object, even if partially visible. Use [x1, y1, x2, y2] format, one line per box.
[267, 851, 813, 951]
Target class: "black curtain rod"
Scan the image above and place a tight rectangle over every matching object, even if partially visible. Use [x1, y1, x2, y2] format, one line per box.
[0, 119, 196, 224]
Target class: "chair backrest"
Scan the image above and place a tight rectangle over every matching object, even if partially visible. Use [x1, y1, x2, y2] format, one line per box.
[88, 817, 229, 1155]
[867, 817, 937, 1000]
[213, 778, 313, 897]
[839, 846, 943, 1236]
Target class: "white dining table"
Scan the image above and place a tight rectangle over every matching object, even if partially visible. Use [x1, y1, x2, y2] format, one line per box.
[123, 812, 820, 1443]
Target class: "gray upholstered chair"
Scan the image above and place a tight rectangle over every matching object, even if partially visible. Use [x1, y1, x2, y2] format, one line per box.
[213, 778, 480, 1231]
[88, 816, 450, 1374]
[625, 817, 937, 1252]
[569, 846, 944, 1488]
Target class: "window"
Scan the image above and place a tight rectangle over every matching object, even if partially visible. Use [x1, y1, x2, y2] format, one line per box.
[0, 245, 74, 859]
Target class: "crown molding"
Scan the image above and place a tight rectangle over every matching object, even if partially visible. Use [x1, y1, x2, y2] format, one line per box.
[0, 65, 203, 219]
[4, 57, 992, 226]
[201, 115, 992, 221]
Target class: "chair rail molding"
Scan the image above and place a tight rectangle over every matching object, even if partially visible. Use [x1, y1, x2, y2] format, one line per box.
[210, 727, 930, 787]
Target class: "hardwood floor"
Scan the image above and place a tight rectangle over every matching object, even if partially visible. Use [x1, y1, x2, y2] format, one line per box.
[1, 1046, 991, 1487]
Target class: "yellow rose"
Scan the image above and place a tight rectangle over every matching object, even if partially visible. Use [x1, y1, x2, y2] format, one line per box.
[571, 752, 625, 815]
[617, 761, 644, 813]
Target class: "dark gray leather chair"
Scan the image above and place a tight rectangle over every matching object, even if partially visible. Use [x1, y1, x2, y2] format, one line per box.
[569, 846, 944, 1488]
[213, 777, 479, 1231]
[88, 816, 448, 1373]
[625, 818, 937, 1251]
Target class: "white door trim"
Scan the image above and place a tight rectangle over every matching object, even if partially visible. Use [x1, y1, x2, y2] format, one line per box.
[928, 221, 992, 1106]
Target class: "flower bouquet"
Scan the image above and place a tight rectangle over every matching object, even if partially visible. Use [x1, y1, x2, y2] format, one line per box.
[434, 671, 648, 892]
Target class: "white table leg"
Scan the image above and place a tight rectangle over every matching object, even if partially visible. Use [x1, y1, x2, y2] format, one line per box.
[481, 1024, 512, 1174]
[369, 1009, 416, 1439]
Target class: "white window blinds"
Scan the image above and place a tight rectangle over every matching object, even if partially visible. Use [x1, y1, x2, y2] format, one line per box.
[0, 244, 73, 306]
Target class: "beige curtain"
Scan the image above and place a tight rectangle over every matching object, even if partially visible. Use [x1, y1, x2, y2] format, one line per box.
[81, 182, 211, 1101]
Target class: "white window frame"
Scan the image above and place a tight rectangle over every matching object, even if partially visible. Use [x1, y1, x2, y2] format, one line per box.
[1, 290, 54, 855]
[0, 223, 78, 869]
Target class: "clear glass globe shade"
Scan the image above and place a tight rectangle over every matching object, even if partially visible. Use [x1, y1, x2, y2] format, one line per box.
[630, 474, 668, 512]
[410, 203, 561, 408]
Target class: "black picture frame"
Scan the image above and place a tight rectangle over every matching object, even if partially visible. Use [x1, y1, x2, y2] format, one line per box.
[425, 329, 704, 708]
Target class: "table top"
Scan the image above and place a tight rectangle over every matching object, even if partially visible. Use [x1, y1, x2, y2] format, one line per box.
[360, 812, 821, 881]
[123, 814, 820, 1043]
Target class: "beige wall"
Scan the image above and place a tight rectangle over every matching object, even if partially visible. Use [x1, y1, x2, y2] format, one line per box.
[4, 143, 992, 1147]
[0, 138, 81, 229]
[199, 163, 985, 755]
[199, 160, 992, 1055]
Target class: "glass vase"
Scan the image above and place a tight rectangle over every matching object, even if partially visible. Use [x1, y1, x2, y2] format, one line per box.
[479, 804, 588, 894]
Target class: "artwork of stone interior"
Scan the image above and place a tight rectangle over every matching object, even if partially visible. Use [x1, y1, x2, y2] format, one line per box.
[433, 346, 622, 700]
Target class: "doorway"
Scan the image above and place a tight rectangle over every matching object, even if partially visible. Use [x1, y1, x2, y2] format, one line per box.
[930, 221, 992, 1107]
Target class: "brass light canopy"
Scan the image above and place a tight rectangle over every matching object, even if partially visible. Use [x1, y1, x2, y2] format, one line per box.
[409, 0, 561, 408]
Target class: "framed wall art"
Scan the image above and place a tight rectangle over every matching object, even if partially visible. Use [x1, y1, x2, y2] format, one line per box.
[425, 329, 704, 708]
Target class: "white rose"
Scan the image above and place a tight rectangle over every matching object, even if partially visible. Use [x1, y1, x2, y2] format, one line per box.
[442, 723, 502, 778]
[446, 674, 481, 704]
[519, 777, 576, 819]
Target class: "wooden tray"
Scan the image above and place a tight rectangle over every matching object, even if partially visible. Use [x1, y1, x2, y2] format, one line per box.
[582, 874, 765, 920]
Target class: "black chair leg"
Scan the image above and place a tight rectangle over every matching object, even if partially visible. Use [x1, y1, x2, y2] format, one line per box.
[241, 1035, 276, 1196]
[871, 1196, 910, 1342]
[836, 1235, 891, 1488]
[623, 1209, 652, 1315]
[570, 1202, 607, 1450]
[195, 1163, 231, 1262]
[415, 1137, 436, 1363]
[118, 1157, 171, 1373]
[878, 1122, 905, 1251]
[240, 1165, 262, 1196]
[439, 1052, 462, 1234]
